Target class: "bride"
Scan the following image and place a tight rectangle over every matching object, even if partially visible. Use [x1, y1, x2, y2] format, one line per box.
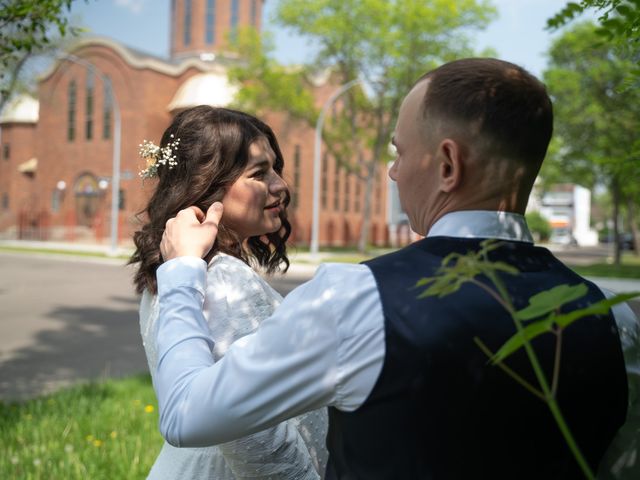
[129, 105, 328, 479]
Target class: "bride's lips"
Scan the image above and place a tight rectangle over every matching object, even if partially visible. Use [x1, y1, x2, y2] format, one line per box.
[264, 200, 281, 211]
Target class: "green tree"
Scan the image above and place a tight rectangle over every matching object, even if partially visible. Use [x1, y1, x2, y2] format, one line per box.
[543, 22, 640, 264]
[227, 28, 317, 124]
[0, 0, 86, 110]
[548, 0, 640, 41]
[229, 0, 497, 252]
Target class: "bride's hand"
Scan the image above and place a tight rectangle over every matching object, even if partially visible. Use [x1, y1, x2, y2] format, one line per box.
[160, 202, 223, 260]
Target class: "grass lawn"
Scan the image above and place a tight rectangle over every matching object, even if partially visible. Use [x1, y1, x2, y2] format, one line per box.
[0, 246, 131, 261]
[0, 374, 163, 479]
[570, 254, 640, 279]
[2, 243, 638, 278]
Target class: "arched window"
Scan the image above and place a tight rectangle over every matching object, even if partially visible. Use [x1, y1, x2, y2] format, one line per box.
[184, 0, 192, 46]
[103, 76, 113, 139]
[86, 70, 94, 140]
[321, 152, 328, 208]
[251, 0, 258, 26]
[231, 0, 239, 29]
[73, 172, 102, 227]
[333, 158, 341, 211]
[205, 0, 216, 44]
[344, 173, 350, 212]
[68, 80, 77, 141]
[292, 144, 301, 208]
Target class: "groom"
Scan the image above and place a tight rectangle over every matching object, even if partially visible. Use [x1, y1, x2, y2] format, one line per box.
[153, 58, 638, 479]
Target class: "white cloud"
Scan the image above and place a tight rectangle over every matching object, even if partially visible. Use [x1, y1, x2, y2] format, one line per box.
[114, 0, 147, 15]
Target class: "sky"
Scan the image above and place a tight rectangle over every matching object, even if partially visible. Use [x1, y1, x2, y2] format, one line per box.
[67, 0, 599, 78]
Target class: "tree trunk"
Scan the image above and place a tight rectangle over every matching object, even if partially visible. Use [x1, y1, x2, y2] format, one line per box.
[357, 160, 377, 254]
[627, 197, 640, 256]
[612, 177, 622, 265]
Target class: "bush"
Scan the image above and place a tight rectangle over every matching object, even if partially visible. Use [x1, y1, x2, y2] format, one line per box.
[526, 211, 552, 242]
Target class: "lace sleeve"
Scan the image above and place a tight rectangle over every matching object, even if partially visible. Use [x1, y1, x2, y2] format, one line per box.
[204, 255, 321, 479]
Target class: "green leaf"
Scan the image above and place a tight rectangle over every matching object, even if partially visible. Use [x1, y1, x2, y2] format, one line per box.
[493, 291, 640, 363]
[415, 277, 436, 287]
[553, 291, 640, 329]
[487, 261, 519, 275]
[514, 283, 589, 321]
[616, 5, 633, 18]
[492, 314, 555, 364]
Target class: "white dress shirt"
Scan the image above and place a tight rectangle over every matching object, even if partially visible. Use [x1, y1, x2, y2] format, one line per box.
[154, 211, 639, 478]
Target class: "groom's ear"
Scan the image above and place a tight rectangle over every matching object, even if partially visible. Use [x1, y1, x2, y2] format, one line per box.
[437, 138, 463, 193]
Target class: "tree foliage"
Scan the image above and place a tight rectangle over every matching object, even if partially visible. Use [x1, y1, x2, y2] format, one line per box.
[230, 0, 497, 251]
[548, 0, 640, 41]
[543, 22, 640, 263]
[0, 0, 85, 105]
[227, 28, 317, 124]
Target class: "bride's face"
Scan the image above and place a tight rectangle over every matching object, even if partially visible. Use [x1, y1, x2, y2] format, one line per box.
[222, 137, 288, 241]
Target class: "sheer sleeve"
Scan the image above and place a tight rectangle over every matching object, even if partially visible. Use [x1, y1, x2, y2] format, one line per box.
[198, 254, 322, 479]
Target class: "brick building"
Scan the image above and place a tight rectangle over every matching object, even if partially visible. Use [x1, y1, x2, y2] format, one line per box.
[0, 0, 390, 247]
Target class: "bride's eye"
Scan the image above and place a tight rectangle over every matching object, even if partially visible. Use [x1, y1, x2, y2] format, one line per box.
[251, 170, 267, 180]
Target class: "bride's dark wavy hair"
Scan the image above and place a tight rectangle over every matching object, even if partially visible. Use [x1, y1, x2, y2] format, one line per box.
[129, 105, 291, 295]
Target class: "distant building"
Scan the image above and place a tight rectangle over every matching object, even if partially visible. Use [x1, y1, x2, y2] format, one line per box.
[0, 0, 390, 247]
[538, 184, 598, 246]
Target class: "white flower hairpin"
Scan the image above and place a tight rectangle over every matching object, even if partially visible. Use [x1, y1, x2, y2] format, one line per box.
[138, 134, 181, 179]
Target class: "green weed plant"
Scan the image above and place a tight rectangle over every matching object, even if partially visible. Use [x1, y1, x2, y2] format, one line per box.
[417, 240, 640, 480]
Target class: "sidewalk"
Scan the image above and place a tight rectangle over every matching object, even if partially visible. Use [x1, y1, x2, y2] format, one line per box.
[2, 239, 639, 293]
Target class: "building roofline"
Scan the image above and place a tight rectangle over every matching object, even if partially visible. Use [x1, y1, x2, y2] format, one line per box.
[39, 36, 227, 82]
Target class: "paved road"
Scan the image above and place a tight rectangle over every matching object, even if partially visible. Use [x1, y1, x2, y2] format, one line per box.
[1, 251, 638, 401]
[0, 253, 311, 401]
[0, 253, 146, 400]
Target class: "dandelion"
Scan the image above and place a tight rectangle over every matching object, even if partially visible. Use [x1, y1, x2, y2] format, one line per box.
[110, 430, 118, 439]
[144, 404, 155, 413]
[93, 439, 103, 447]
[86, 434, 94, 442]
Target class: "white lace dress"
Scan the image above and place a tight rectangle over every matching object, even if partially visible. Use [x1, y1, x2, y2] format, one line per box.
[139, 253, 329, 480]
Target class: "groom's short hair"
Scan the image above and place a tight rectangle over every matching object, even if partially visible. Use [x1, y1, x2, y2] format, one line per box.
[418, 58, 553, 167]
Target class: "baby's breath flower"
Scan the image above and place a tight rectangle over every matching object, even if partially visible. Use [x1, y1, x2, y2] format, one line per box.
[139, 134, 181, 179]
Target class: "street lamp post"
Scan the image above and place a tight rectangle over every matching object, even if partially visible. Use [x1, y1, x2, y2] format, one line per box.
[59, 53, 122, 256]
[310, 78, 361, 258]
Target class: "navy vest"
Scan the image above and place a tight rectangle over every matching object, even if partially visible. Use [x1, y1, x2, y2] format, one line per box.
[326, 237, 628, 480]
